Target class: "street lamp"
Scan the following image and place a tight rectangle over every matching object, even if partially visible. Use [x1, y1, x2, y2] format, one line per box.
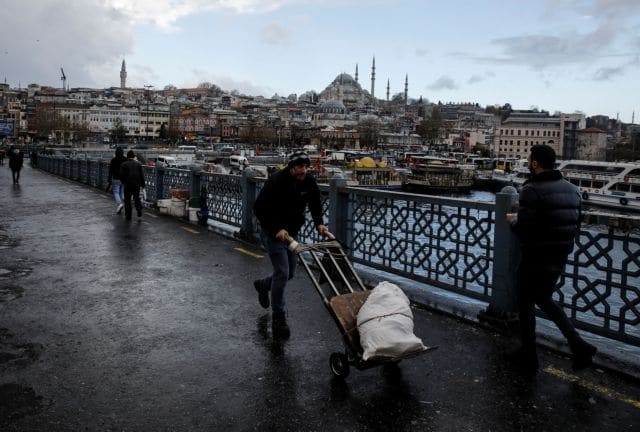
[144, 85, 153, 141]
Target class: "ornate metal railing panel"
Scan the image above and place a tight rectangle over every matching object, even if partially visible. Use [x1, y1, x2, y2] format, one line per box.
[142, 166, 157, 203]
[80, 160, 89, 184]
[562, 224, 640, 345]
[72, 159, 80, 181]
[299, 185, 330, 244]
[200, 173, 243, 227]
[341, 188, 495, 301]
[160, 168, 191, 199]
[99, 161, 110, 190]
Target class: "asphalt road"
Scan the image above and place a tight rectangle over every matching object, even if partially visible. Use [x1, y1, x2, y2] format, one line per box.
[1, 164, 639, 431]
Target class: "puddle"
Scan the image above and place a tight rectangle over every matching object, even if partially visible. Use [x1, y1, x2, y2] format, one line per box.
[0, 329, 42, 369]
[0, 267, 32, 279]
[0, 383, 44, 425]
[0, 285, 24, 303]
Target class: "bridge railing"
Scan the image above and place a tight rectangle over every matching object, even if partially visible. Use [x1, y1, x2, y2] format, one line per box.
[36, 155, 640, 347]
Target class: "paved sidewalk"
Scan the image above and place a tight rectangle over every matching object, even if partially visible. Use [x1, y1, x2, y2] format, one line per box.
[0, 164, 638, 431]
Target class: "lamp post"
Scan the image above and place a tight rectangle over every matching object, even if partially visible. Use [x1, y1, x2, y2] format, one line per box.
[144, 85, 153, 141]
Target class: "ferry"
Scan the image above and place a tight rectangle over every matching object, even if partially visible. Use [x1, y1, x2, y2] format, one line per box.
[401, 156, 476, 193]
[507, 159, 640, 211]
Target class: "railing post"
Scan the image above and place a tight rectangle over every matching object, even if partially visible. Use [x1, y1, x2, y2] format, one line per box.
[329, 176, 349, 247]
[239, 170, 258, 242]
[478, 185, 520, 331]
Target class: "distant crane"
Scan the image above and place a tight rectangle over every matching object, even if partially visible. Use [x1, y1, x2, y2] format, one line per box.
[60, 68, 66, 90]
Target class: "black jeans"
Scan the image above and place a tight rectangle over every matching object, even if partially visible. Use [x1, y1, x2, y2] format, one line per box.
[123, 185, 141, 219]
[517, 256, 585, 353]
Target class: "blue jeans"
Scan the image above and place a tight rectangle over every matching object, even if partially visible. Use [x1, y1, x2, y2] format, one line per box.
[258, 230, 297, 316]
[112, 179, 124, 207]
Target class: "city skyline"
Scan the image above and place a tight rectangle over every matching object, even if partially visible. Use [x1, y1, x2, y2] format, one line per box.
[2, 0, 639, 122]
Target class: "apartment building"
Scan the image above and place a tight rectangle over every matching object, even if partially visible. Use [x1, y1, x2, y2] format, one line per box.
[493, 111, 585, 159]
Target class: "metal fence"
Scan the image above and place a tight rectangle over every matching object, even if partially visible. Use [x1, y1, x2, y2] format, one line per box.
[36, 155, 640, 347]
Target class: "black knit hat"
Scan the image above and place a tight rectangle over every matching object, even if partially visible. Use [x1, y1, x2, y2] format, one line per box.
[287, 150, 311, 168]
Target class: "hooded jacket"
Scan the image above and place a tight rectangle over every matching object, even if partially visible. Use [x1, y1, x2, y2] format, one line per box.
[119, 157, 146, 189]
[108, 147, 127, 182]
[511, 169, 582, 261]
[254, 168, 323, 238]
[8, 147, 23, 171]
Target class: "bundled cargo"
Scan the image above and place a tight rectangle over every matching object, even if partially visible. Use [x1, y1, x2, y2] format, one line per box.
[357, 281, 426, 361]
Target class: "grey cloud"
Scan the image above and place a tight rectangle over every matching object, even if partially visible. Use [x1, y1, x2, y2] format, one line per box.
[1, 1, 132, 88]
[428, 76, 458, 90]
[467, 75, 484, 84]
[415, 48, 428, 57]
[593, 65, 625, 80]
[261, 23, 291, 46]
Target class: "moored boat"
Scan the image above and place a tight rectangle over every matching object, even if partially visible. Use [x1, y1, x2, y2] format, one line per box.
[401, 156, 476, 193]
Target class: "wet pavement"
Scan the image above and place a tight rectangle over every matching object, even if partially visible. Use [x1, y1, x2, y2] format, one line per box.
[1, 164, 639, 431]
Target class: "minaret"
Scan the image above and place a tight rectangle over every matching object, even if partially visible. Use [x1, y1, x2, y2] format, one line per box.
[404, 74, 408, 105]
[386, 79, 390, 101]
[355, 64, 359, 83]
[120, 59, 127, 89]
[370, 56, 375, 99]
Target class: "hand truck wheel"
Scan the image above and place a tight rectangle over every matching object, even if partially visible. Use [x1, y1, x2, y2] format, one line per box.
[329, 352, 350, 378]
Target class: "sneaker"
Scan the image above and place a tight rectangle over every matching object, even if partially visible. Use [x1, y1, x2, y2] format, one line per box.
[572, 342, 597, 371]
[272, 314, 290, 339]
[504, 346, 539, 372]
[254, 280, 270, 309]
[116, 204, 124, 214]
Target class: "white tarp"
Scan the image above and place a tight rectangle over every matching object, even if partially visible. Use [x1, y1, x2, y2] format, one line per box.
[357, 281, 426, 361]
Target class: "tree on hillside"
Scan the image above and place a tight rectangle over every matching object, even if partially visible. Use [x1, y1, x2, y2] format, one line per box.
[110, 118, 127, 143]
[416, 107, 443, 144]
[358, 117, 381, 149]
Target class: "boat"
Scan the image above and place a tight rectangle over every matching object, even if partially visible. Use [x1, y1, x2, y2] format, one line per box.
[313, 157, 402, 189]
[557, 160, 640, 210]
[401, 156, 476, 193]
[505, 159, 640, 211]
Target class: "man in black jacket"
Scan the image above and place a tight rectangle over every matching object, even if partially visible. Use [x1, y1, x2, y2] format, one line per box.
[253, 150, 329, 338]
[119, 150, 146, 221]
[506, 145, 596, 372]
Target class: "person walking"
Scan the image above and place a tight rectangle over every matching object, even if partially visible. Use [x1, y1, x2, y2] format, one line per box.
[506, 144, 597, 372]
[107, 147, 127, 214]
[119, 150, 145, 221]
[8, 146, 24, 184]
[253, 150, 329, 338]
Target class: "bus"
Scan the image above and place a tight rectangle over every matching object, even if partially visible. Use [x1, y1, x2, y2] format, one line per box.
[178, 145, 197, 152]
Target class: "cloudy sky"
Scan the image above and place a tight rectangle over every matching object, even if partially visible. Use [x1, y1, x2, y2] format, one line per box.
[1, 0, 639, 121]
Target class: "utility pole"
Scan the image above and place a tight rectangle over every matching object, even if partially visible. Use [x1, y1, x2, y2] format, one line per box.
[144, 85, 153, 141]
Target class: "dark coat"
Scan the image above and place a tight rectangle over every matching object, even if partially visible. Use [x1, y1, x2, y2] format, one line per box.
[254, 168, 323, 237]
[108, 148, 127, 181]
[511, 170, 582, 262]
[119, 159, 146, 189]
[8, 148, 24, 171]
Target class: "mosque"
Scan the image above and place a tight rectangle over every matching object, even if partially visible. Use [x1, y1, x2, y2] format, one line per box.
[318, 57, 409, 111]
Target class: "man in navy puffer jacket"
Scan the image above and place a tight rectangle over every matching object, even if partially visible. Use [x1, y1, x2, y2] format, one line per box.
[506, 144, 596, 372]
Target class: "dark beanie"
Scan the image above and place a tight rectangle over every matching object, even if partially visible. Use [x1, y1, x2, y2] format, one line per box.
[127, 150, 135, 159]
[287, 150, 310, 168]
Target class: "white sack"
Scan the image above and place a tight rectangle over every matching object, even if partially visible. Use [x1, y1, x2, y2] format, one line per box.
[357, 281, 426, 361]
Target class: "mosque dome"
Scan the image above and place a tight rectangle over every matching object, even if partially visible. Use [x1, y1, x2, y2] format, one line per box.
[319, 100, 347, 114]
[332, 73, 358, 85]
